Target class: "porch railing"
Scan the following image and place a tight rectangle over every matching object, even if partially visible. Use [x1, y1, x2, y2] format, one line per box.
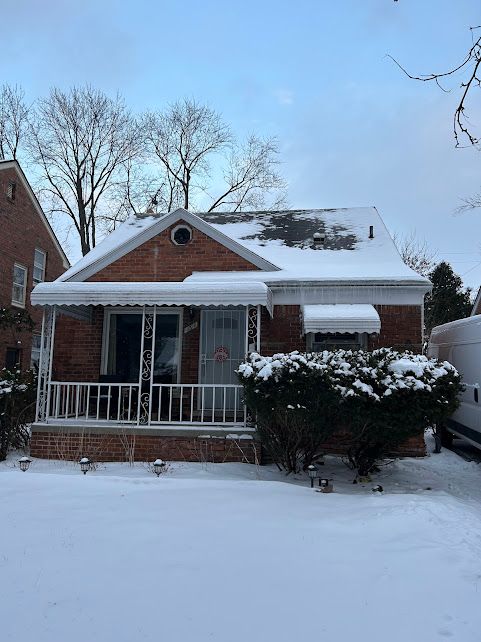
[46, 382, 247, 426]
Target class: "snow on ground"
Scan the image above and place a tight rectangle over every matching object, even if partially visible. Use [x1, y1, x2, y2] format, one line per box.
[1, 436, 481, 642]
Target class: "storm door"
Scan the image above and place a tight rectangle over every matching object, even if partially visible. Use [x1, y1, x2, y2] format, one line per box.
[199, 309, 246, 410]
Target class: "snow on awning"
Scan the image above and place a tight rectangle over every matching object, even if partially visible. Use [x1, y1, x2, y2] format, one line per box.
[302, 304, 381, 334]
[31, 281, 273, 316]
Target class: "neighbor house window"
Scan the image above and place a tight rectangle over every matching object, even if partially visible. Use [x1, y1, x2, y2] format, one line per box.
[12, 264, 27, 306]
[30, 334, 42, 370]
[307, 332, 366, 351]
[102, 310, 181, 383]
[33, 248, 47, 285]
[5, 347, 21, 370]
[6, 181, 16, 201]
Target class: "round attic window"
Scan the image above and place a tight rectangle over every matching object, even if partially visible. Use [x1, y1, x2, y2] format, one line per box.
[171, 225, 192, 246]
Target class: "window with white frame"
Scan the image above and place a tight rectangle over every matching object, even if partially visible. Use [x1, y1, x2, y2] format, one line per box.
[11, 264, 27, 306]
[30, 334, 42, 369]
[33, 249, 46, 285]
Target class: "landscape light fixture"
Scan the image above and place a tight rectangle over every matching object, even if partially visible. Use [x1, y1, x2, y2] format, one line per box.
[79, 457, 91, 475]
[318, 478, 334, 493]
[307, 465, 317, 488]
[18, 456, 31, 472]
[153, 459, 166, 477]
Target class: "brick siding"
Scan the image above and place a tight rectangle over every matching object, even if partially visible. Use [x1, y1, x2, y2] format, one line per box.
[0, 166, 66, 370]
[30, 431, 261, 464]
[88, 220, 260, 282]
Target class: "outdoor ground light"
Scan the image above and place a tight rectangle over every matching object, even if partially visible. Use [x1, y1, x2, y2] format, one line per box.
[79, 457, 90, 475]
[153, 458, 166, 477]
[307, 464, 317, 488]
[18, 456, 31, 472]
[318, 478, 334, 493]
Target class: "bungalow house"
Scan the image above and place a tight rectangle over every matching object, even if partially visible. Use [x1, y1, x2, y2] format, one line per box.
[30, 207, 430, 462]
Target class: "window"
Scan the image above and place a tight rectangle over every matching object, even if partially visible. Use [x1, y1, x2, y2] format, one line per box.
[102, 310, 181, 383]
[5, 347, 21, 370]
[308, 332, 366, 352]
[171, 225, 192, 246]
[30, 334, 42, 370]
[33, 248, 46, 285]
[6, 181, 16, 202]
[12, 264, 27, 307]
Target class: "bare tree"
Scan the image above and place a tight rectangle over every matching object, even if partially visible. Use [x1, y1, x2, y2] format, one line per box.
[142, 98, 286, 213]
[27, 86, 140, 255]
[389, 17, 481, 147]
[206, 134, 286, 212]
[0, 84, 30, 160]
[143, 98, 232, 210]
[394, 231, 437, 277]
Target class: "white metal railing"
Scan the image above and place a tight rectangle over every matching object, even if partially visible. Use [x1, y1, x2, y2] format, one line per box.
[46, 382, 246, 426]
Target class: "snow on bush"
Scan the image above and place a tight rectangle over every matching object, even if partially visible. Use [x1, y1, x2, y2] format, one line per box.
[0, 368, 36, 461]
[237, 349, 462, 475]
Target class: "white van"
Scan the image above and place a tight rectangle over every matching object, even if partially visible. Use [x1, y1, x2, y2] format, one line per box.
[428, 315, 481, 449]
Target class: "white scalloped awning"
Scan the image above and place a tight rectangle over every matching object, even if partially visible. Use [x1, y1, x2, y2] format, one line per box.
[302, 304, 381, 334]
[31, 281, 273, 316]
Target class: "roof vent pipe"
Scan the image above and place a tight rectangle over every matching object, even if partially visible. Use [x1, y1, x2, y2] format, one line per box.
[369, 225, 374, 239]
[313, 232, 325, 248]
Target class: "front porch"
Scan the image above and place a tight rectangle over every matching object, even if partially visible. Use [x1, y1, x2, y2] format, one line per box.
[32, 281, 272, 438]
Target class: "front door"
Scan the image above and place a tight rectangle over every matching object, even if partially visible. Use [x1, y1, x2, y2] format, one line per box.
[199, 309, 246, 410]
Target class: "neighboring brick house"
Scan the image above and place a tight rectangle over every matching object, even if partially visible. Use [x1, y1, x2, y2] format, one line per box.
[30, 207, 431, 462]
[0, 160, 69, 371]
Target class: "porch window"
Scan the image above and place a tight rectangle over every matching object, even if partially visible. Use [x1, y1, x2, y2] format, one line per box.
[102, 310, 181, 383]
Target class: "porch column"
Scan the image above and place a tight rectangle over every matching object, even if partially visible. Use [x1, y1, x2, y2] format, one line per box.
[35, 304, 56, 422]
[137, 305, 157, 425]
[246, 305, 261, 354]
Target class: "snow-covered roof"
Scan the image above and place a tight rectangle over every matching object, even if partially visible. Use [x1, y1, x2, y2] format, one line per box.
[196, 208, 428, 284]
[57, 206, 430, 286]
[31, 281, 273, 315]
[302, 304, 381, 334]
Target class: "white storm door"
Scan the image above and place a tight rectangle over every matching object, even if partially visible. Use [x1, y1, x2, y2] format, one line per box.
[199, 309, 246, 410]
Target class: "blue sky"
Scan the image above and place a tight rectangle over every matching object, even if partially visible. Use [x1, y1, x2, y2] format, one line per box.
[2, 0, 481, 287]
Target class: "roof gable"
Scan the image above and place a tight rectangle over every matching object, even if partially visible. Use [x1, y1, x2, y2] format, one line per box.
[0, 160, 69, 269]
[59, 208, 279, 282]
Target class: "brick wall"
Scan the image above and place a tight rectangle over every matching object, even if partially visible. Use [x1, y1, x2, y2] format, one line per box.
[30, 431, 261, 464]
[0, 166, 67, 370]
[259, 304, 423, 356]
[88, 220, 260, 282]
[52, 309, 103, 381]
[369, 305, 422, 352]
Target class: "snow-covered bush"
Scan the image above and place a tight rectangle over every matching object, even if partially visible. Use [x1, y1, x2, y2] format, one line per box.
[330, 348, 462, 476]
[0, 368, 36, 461]
[237, 349, 462, 476]
[237, 352, 342, 473]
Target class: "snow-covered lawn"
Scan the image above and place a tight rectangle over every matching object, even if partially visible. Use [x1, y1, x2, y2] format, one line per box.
[1, 438, 481, 642]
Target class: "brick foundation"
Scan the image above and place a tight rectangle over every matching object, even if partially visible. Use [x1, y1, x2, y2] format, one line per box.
[30, 430, 261, 464]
